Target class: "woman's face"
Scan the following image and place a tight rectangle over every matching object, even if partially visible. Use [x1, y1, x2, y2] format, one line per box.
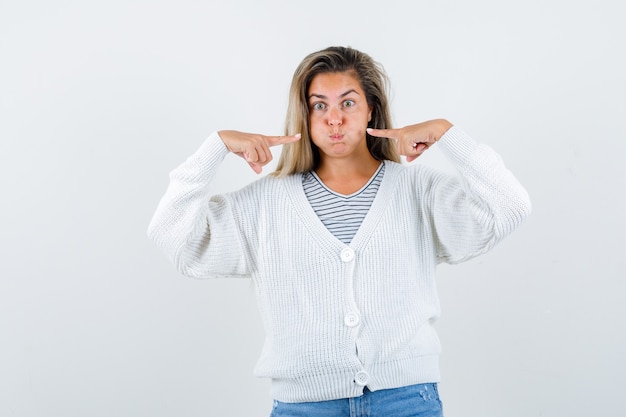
[307, 71, 372, 162]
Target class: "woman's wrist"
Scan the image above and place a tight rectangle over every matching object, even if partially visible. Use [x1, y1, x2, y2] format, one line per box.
[431, 119, 453, 141]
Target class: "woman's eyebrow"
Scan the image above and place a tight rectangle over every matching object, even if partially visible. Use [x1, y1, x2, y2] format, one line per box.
[308, 89, 360, 101]
[339, 89, 360, 98]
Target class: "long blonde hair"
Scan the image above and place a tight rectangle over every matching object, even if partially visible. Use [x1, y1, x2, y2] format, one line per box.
[273, 46, 400, 177]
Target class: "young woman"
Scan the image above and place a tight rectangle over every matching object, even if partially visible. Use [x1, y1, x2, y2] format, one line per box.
[148, 46, 531, 417]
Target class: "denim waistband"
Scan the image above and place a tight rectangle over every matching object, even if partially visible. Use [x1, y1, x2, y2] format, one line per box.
[270, 383, 443, 417]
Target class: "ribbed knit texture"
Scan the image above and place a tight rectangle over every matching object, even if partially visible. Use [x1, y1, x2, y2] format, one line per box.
[147, 126, 532, 402]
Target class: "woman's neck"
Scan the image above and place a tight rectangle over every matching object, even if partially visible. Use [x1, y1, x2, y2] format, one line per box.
[315, 154, 381, 195]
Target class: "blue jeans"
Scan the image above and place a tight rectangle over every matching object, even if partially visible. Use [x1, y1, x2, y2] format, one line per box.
[270, 383, 443, 417]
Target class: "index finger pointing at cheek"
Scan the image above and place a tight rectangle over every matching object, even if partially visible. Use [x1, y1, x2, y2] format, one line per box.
[266, 133, 302, 147]
[367, 128, 400, 139]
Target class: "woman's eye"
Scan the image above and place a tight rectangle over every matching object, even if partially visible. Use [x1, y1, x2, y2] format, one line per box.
[313, 103, 326, 111]
[343, 100, 355, 107]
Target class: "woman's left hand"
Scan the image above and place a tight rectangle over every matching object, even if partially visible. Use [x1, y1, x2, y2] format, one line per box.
[367, 119, 453, 162]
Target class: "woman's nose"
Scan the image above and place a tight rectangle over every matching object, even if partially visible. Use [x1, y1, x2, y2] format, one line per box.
[328, 107, 342, 126]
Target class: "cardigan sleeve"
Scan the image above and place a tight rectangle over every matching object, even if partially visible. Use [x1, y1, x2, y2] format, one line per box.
[424, 126, 532, 264]
[147, 132, 251, 278]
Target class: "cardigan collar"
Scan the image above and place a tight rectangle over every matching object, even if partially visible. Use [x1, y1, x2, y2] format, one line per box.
[281, 160, 404, 254]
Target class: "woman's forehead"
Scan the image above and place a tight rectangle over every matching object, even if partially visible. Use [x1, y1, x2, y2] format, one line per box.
[308, 71, 363, 98]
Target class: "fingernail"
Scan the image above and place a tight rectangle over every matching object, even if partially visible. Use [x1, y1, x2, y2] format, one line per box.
[366, 128, 372, 132]
[295, 133, 301, 139]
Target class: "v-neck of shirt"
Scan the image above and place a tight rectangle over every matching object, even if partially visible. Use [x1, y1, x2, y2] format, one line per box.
[310, 162, 384, 198]
[281, 160, 401, 252]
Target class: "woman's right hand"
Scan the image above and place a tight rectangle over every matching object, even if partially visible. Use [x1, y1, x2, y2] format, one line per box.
[218, 130, 301, 174]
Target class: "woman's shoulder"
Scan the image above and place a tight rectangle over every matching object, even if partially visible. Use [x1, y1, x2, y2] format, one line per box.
[230, 171, 302, 197]
[382, 160, 449, 191]
[383, 159, 427, 177]
[224, 172, 305, 222]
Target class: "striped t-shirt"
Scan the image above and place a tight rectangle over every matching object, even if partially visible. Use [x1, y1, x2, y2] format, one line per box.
[302, 162, 385, 244]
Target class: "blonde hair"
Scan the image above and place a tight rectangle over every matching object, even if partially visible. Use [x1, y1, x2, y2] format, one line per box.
[273, 46, 400, 176]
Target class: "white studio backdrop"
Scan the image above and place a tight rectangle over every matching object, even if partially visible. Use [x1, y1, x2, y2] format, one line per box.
[1, 1, 624, 416]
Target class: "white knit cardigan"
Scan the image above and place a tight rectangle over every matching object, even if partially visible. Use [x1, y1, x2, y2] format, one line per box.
[147, 126, 531, 402]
